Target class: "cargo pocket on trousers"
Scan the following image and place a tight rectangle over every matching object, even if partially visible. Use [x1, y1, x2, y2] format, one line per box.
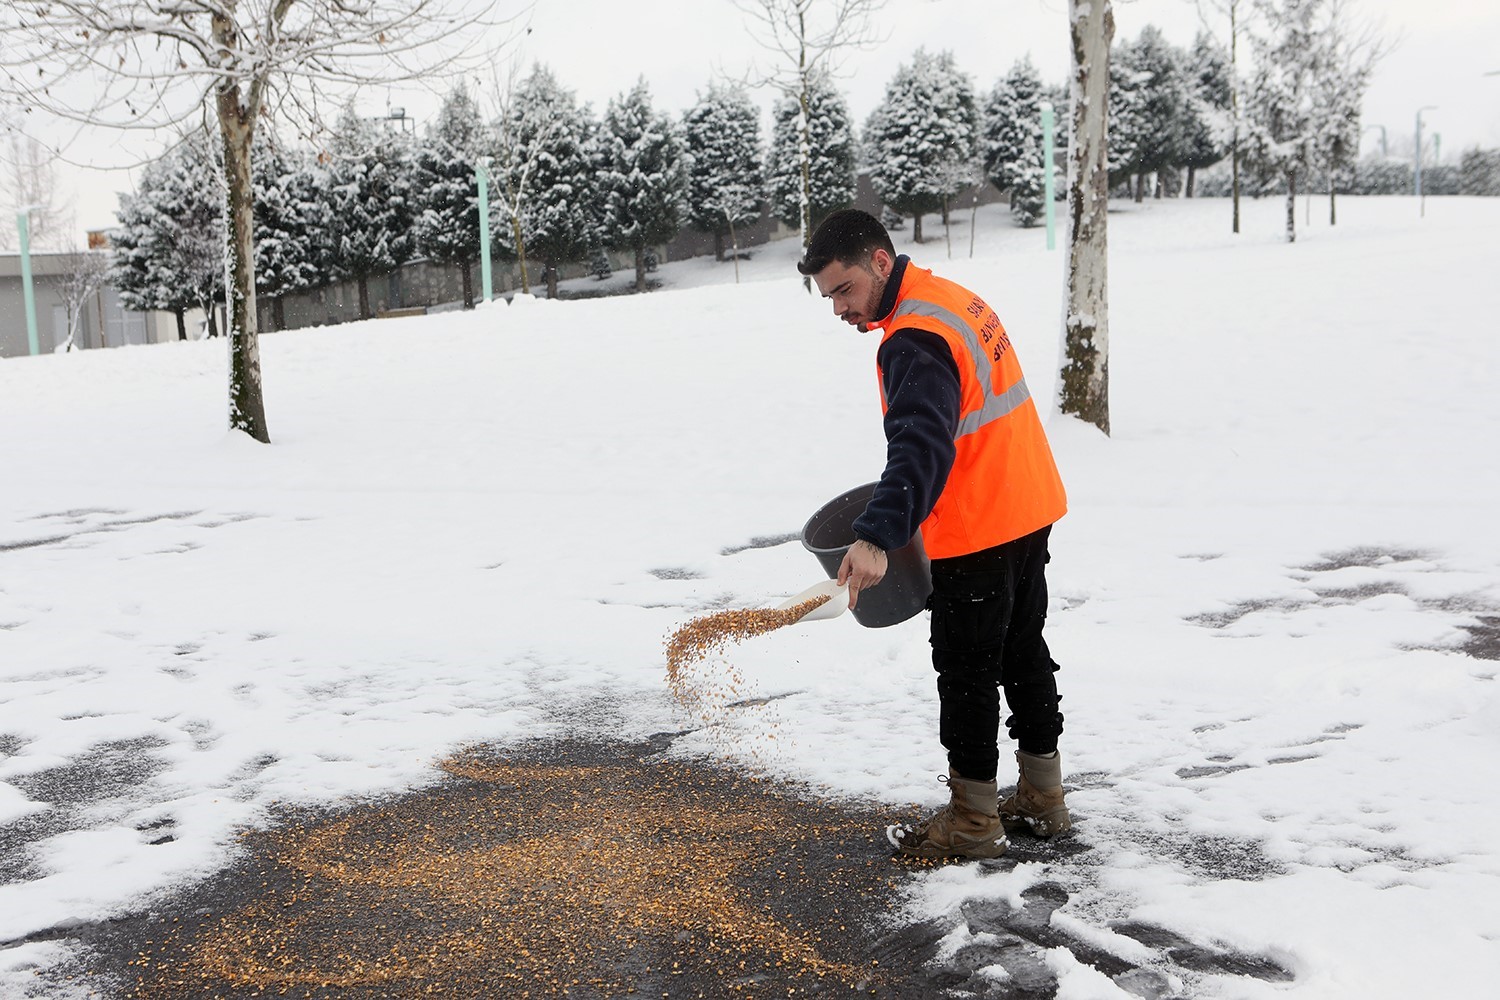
[929, 576, 1011, 654]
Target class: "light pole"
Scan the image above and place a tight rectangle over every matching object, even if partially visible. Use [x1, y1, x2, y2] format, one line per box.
[14, 205, 45, 356]
[475, 158, 493, 304]
[1363, 124, 1387, 159]
[1414, 106, 1437, 216]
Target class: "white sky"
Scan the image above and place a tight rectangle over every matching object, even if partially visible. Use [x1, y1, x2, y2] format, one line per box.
[24, 0, 1500, 238]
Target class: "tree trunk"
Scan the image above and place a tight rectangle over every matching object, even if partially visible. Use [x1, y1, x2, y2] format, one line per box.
[728, 214, 741, 284]
[512, 214, 529, 295]
[358, 274, 371, 319]
[216, 85, 270, 443]
[798, 81, 814, 294]
[1061, 0, 1114, 436]
[634, 245, 647, 293]
[545, 262, 559, 299]
[1154, 173, 1163, 199]
[272, 295, 286, 332]
[1232, 147, 1242, 233]
[174, 307, 187, 342]
[714, 230, 725, 262]
[969, 184, 980, 258]
[913, 214, 923, 243]
[1285, 170, 1297, 243]
[460, 261, 474, 308]
[1186, 165, 1196, 198]
[943, 195, 952, 259]
[1230, 0, 1241, 235]
[1330, 187, 1337, 226]
[1134, 173, 1145, 203]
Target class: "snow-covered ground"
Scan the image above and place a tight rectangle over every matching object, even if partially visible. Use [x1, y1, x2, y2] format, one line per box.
[2, 195, 1499, 997]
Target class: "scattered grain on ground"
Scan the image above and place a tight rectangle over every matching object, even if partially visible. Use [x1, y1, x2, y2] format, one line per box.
[114, 740, 914, 999]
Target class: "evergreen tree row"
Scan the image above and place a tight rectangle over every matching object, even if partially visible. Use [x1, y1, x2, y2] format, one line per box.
[113, 21, 1406, 323]
[1109, 26, 1234, 201]
[111, 68, 861, 316]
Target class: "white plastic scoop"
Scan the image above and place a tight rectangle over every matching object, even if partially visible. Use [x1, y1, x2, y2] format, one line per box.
[774, 579, 849, 622]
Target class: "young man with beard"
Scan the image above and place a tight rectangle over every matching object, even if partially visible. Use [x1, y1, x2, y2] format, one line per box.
[798, 209, 1072, 860]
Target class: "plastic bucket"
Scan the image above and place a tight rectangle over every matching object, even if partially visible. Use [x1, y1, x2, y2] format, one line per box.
[801, 482, 933, 628]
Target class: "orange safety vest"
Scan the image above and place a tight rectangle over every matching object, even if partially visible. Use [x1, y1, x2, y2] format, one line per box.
[870, 263, 1067, 559]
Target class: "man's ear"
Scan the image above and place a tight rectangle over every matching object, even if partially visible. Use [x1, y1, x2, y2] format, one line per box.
[871, 248, 894, 278]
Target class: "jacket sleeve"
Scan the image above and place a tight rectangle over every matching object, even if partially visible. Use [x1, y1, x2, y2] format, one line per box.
[850, 329, 961, 551]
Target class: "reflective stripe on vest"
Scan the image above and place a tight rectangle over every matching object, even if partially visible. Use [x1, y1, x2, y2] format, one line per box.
[889, 297, 1033, 439]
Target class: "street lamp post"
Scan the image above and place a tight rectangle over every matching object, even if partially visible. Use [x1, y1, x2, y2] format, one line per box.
[1414, 106, 1437, 216]
[1363, 124, 1387, 158]
[475, 159, 493, 304]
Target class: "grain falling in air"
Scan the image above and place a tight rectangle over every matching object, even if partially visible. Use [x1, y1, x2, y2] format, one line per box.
[664, 595, 832, 751]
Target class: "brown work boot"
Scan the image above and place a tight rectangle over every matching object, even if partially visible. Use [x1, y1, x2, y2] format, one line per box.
[999, 750, 1072, 837]
[886, 770, 1008, 860]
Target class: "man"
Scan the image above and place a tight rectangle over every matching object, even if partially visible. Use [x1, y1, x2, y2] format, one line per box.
[797, 209, 1071, 861]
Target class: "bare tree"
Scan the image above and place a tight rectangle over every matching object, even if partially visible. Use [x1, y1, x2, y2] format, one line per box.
[55, 247, 112, 352]
[2, 2, 515, 443]
[1197, 0, 1251, 234]
[490, 65, 564, 297]
[1060, 0, 1114, 436]
[1316, 0, 1386, 226]
[731, 0, 885, 253]
[0, 124, 76, 252]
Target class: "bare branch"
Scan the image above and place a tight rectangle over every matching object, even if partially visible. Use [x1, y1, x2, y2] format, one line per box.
[729, 0, 888, 97]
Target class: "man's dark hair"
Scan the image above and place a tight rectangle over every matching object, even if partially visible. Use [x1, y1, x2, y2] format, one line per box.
[796, 209, 896, 276]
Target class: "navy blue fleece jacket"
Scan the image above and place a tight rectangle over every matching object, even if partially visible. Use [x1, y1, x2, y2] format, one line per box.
[849, 256, 962, 552]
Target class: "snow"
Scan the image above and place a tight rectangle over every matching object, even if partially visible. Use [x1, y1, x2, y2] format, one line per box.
[3, 194, 1500, 996]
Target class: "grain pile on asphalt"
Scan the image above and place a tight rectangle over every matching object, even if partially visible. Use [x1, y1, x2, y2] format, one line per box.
[101, 737, 937, 999]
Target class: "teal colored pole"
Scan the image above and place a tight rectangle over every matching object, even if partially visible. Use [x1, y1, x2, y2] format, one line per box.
[17, 211, 39, 355]
[1041, 104, 1057, 251]
[476, 164, 493, 303]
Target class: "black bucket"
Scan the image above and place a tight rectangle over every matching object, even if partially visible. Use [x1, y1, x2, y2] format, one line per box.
[801, 482, 933, 628]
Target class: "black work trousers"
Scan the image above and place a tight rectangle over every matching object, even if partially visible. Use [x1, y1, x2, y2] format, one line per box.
[928, 524, 1063, 782]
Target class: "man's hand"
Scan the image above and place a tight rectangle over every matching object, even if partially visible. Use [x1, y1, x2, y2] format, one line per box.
[837, 540, 888, 609]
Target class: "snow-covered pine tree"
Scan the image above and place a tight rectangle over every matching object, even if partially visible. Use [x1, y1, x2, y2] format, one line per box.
[1108, 38, 1149, 194]
[765, 72, 856, 238]
[596, 80, 685, 293]
[253, 138, 330, 330]
[1243, 0, 1327, 241]
[865, 49, 978, 243]
[982, 58, 1047, 228]
[1179, 31, 1233, 196]
[327, 105, 418, 319]
[1110, 26, 1190, 200]
[413, 86, 496, 308]
[495, 66, 598, 298]
[109, 136, 225, 340]
[682, 83, 764, 270]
